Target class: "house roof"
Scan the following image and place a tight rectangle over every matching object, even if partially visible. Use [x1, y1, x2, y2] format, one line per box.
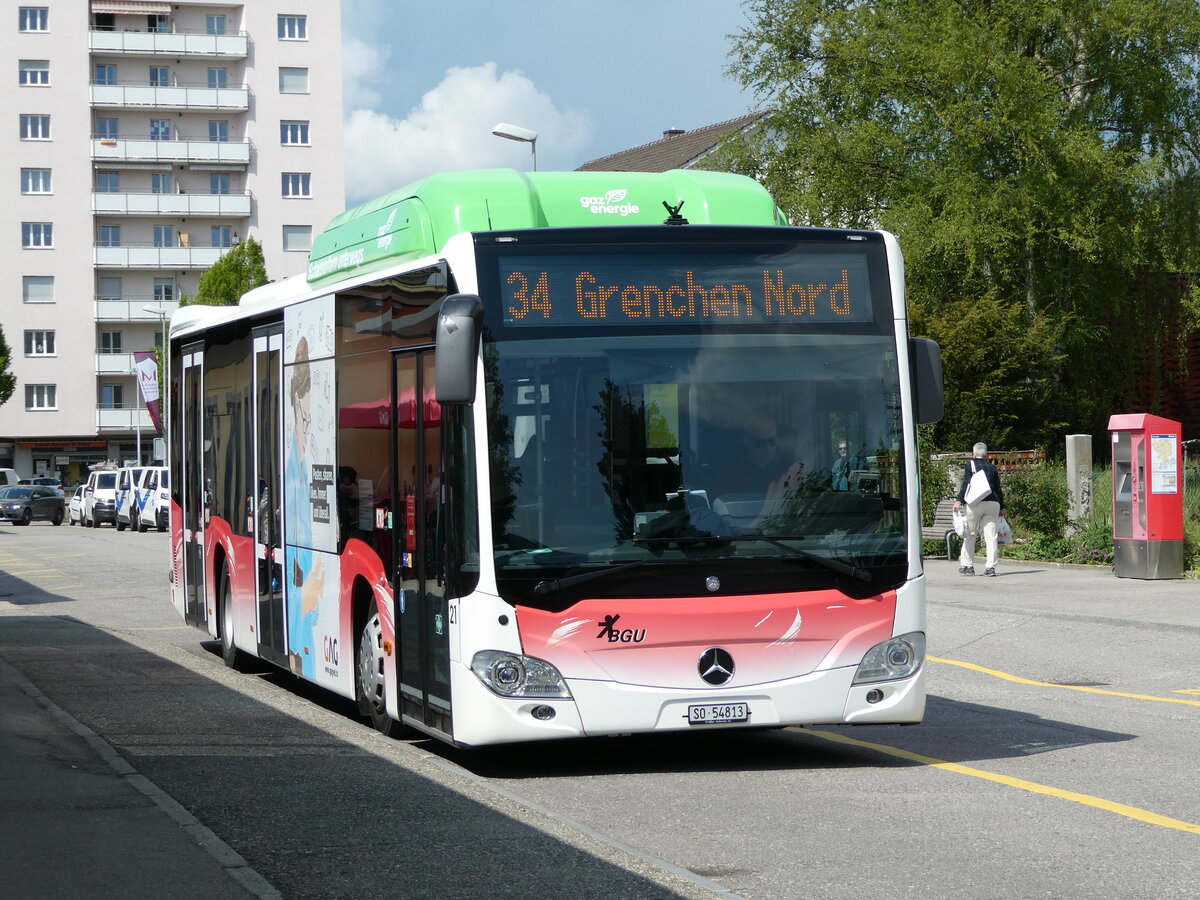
[575, 111, 768, 173]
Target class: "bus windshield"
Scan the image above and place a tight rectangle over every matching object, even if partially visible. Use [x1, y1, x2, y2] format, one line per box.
[479, 230, 910, 607]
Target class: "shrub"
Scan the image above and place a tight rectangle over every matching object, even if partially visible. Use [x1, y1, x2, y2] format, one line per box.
[1003, 463, 1068, 538]
[1067, 519, 1114, 565]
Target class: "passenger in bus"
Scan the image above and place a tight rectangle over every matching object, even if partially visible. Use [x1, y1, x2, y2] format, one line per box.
[831, 441, 865, 490]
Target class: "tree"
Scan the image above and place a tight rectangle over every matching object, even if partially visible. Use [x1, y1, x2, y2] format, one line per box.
[182, 236, 269, 306]
[0, 325, 16, 408]
[718, 0, 1200, 449]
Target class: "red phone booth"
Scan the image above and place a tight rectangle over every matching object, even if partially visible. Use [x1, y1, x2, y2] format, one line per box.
[1107, 414, 1184, 579]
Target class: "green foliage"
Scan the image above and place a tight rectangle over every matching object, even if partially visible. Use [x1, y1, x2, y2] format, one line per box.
[0, 326, 16, 407]
[717, 0, 1200, 447]
[1067, 520, 1115, 565]
[1003, 463, 1069, 538]
[918, 425, 953, 524]
[183, 236, 268, 307]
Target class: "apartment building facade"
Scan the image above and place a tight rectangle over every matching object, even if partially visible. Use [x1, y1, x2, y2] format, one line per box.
[0, 1, 344, 483]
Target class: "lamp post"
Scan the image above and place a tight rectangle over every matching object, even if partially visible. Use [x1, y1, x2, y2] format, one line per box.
[143, 305, 168, 462]
[491, 122, 538, 171]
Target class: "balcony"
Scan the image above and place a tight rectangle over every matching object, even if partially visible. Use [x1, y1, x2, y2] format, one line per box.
[93, 191, 252, 218]
[91, 82, 249, 112]
[97, 407, 155, 431]
[96, 352, 135, 375]
[94, 297, 180, 323]
[92, 137, 251, 166]
[90, 29, 248, 59]
[95, 243, 230, 269]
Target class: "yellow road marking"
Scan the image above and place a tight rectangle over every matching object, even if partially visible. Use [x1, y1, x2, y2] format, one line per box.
[806, 729, 1200, 835]
[931, 656, 1200, 708]
[1172, 689, 1200, 695]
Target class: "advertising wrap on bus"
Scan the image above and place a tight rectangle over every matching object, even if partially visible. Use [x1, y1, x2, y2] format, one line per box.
[168, 168, 940, 748]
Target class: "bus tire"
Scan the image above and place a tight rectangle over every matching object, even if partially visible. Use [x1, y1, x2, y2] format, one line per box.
[356, 608, 402, 737]
[219, 567, 249, 671]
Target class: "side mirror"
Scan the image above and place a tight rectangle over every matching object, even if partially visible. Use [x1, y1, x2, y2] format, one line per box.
[435, 293, 484, 405]
[909, 337, 944, 425]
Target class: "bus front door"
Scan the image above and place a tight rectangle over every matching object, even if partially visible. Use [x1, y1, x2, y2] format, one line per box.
[253, 329, 287, 666]
[180, 345, 206, 626]
[392, 350, 452, 737]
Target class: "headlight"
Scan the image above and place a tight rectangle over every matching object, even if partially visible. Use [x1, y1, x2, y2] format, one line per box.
[470, 650, 572, 699]
[852, 632, 925, 684]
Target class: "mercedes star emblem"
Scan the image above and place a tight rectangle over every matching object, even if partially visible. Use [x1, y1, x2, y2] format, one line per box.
[698, 647, 735, 685]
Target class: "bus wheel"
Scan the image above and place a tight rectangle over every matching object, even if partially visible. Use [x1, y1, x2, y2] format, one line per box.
[219, 568, 248, 671]
[356, 610, 402, 737]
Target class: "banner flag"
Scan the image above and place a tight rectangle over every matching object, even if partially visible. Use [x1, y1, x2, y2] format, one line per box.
[133, 351, 162, 435]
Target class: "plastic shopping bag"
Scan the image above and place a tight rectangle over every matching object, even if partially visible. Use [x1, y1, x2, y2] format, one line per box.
[996, 516, 1013, 545]
[952, 508, 968, 537]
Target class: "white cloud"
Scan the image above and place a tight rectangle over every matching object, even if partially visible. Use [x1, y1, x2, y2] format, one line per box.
[342, 33, 387, 110]
[343, 62, 592, 205]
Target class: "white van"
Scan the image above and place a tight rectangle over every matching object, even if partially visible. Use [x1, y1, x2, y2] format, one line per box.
[135, 466, 169, 532]
[0, 468, 22, 488]
[82, 467, 118, 527]
[116, 466, 147, 531]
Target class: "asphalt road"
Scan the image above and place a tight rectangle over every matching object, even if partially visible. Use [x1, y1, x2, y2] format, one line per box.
[2, 520, 1198, 899]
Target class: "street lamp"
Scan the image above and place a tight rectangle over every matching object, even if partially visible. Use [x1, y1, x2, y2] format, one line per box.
[492, 122, 538, 171]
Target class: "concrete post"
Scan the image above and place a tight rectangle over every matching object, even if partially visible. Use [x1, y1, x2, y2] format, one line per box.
[1065, 434, 1092, 534]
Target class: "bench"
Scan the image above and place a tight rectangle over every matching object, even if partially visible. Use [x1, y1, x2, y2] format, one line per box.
[922, 498, 959, 560]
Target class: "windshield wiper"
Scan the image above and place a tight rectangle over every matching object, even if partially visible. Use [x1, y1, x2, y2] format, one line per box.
[641, 534, 872, 584]
[534, 558, 664, 597]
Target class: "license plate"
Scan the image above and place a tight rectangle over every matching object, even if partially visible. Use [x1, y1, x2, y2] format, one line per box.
[687, 702, 749, 725]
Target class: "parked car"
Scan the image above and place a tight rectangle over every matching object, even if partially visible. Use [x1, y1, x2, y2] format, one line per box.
[135, 467, 169, 532]
[0, 485, 65, 526]
[81, 468, 118, 527]
[68, 489, 85, 525]
[19, 476, 64, 493]
[115, 466, 147, 532]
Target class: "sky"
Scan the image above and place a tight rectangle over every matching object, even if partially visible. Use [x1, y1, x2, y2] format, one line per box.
[340, 1, 759, 204]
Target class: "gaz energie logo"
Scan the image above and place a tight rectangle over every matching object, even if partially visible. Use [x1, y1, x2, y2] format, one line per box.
[580, 189, 640, 216]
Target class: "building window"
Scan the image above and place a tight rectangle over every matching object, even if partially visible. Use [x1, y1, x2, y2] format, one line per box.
[21, 168, 51, 194]
[98, 225, 121, 247]
[96, 172, 120, 193]
[100, 331, 122, 354]
[96, 118, 118, 139]
[23, 275, 54, 303]
[153, 225, 174, 248]
[209, 120, 229, 142]
[93, 12, 115, 31]
[281, 120, 309, 145]
[24, 330, 55, 356]
[278, 15, 307, 39]
[100, 384, 124, 409]
[151, 173, 171, 194]
[209, 173, 231, 195]
[282, 172, 311, 198]
[150, 119, 170, 141]
[22, 222, 52, 248]
[283, 225, 312, 252]
[25, 384, 56, 410]
[20, 60, 49, 86]
[98, 277, 122, 302]
[207, 68, 228, 90]
[149, 66, 169, 87]
[148, 14, 168, 34]
[20, 114, 50, 140]
[212, 226, 232, 248]
[279, 67, 308, 94]
[153, 278, 174, 304]
[19, 8, 48, 33]
[94, 64, 116, 86]
[206, 15, 226, 36]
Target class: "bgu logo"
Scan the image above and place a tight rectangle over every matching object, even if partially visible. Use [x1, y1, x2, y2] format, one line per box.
[579, 189, 640, 216]
[596, 613, 646, 643]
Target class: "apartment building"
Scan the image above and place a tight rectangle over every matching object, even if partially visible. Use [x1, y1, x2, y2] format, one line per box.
[0, 1, 344, 483]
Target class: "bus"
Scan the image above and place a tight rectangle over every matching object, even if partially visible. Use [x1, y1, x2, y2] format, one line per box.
[168, 168, 943, 747]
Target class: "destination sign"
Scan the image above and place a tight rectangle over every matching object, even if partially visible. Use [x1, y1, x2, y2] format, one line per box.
[498, 253, 875, 327]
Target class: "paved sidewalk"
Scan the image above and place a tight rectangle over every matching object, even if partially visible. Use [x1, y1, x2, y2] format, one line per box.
[0, 658, 274, 900]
